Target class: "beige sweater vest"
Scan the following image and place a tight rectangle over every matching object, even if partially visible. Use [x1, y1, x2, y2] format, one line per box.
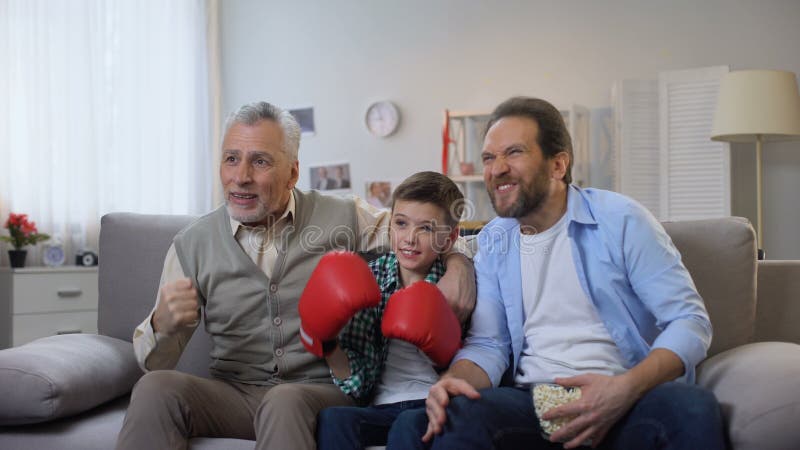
[174, 189, 358, 385]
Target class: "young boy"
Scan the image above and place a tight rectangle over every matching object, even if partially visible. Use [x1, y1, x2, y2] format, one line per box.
[315, 171, 466, 449]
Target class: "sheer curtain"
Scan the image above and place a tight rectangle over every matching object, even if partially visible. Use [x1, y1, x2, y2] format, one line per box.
[0, 0, 214, 265]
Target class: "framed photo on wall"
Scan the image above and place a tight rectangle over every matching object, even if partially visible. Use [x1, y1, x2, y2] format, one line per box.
[288, 106, 316, 136]
[309, 162, 351, 193]
[364, 180, 392, 208]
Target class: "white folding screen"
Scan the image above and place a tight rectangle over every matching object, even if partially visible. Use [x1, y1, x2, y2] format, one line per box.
[613, 66, 731, 221]
[612, 79, 660, 216]
[658, 66, 731, 221]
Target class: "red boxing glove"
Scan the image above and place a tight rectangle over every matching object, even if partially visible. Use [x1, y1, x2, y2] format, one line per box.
[299, 251, 381, 357]
[381, 281, 462, 367]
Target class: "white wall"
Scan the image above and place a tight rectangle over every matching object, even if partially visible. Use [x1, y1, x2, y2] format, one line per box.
[219, 0, 800, 258]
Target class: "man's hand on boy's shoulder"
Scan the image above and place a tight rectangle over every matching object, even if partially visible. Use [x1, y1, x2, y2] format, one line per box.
[437, 252, 476, 324]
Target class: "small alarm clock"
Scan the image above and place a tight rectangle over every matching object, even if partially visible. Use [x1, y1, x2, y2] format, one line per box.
[76, 250, 99, 267]
[42, 242, 66, 267]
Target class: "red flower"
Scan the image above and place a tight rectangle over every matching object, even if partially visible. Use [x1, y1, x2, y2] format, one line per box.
[2, 212, 50, 250]
[7, 213, 26, 227]
[21, 221, 36, 235]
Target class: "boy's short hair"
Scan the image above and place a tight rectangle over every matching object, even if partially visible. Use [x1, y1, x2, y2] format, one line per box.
[391, 171, 465, 227]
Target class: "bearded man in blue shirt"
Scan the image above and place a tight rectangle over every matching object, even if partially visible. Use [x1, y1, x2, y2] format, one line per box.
[387, 97, 726, 450]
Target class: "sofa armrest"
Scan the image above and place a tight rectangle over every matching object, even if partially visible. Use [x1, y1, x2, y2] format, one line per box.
[755, 260, 800, 344]
[0, 334, 143, 425]
[698, 342, 800, 450]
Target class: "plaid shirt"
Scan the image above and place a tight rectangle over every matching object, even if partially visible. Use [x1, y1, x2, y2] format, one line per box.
[332, 252, 445, 403]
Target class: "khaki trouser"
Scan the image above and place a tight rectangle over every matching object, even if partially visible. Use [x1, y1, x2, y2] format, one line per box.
[116, 371, 353, 450]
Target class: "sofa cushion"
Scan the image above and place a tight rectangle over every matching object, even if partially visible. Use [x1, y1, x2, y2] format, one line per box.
[697, 342, 800, 450]
[662, 217, 757, 357]
[0, 391, 257, 450]
[0, 395, 129, 449]
[0, 334, 142, 425]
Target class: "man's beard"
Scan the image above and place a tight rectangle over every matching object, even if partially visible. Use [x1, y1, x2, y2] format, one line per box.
[225, 200, 267, 225]
[488, 167, 550, 219]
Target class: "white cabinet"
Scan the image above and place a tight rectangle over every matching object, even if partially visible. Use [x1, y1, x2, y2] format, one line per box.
[0, 266, 98, 349]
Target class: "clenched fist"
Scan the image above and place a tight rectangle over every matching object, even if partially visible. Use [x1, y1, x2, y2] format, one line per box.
[152, 278, 200, 335]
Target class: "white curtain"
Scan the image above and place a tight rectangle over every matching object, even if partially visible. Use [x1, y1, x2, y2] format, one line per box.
[0, 0, 214, 264]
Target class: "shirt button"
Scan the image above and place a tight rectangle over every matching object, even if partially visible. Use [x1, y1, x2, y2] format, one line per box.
[275, 348, 284, 357]
[273, 316, 282, 326]
[269, 284, 278, 293]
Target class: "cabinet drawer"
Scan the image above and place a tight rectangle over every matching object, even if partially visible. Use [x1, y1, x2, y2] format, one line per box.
[12, 311, 98, 347]
[12, 272, 98, 314]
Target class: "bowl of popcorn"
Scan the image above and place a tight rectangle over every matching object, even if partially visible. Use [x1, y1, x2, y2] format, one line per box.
[531, 383, 582, 439]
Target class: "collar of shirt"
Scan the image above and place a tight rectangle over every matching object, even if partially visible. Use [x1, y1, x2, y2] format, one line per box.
[565, 185, 598, 226]
[229, 190, 296, 237]
[377, 252, 445, 293]
[480, 185, 598, 245]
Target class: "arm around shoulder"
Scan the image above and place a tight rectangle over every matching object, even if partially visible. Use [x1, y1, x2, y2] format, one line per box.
[437, 252, 476, 325]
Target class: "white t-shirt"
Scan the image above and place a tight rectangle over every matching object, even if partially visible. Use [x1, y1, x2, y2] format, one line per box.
[373, 339, 439, 405]
[515, 214, 627, 385]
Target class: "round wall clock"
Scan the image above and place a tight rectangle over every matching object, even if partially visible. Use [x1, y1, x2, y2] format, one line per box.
[365, 101, 401, 138]
[43, 242, 66, 267]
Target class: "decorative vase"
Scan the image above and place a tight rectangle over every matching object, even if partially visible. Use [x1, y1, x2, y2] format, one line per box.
[8, 249, 27, 268]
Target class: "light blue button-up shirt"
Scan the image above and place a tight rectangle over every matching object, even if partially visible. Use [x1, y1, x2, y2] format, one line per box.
[454, 185, 712, 386]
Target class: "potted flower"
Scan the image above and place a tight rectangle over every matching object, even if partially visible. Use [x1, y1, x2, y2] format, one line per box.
[1, 213, 50, 268]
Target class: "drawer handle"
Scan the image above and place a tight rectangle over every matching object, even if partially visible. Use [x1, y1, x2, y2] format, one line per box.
[57, 288, 83, 298]
[56, 329, 83, 335]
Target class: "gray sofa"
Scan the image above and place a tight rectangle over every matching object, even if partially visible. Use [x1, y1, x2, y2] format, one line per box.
[1, 213, 799, 449]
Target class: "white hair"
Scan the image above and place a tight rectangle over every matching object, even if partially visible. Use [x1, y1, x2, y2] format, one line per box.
[223, 101, 300, 161]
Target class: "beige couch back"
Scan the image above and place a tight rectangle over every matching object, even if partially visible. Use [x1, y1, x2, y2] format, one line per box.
[98, 213, 757, 380]
[662, 217, 757, 357]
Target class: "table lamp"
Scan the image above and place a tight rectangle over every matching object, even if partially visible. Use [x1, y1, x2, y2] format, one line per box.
[711, 70, 800, 252]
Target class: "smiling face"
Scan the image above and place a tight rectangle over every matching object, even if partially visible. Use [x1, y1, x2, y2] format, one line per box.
[390, 200, 457, 285]
[481, 116, 561, 220]
[220, 120, 299, 226]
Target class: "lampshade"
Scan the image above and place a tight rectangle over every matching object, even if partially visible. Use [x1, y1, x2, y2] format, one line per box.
[711, 70, 800, 143]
